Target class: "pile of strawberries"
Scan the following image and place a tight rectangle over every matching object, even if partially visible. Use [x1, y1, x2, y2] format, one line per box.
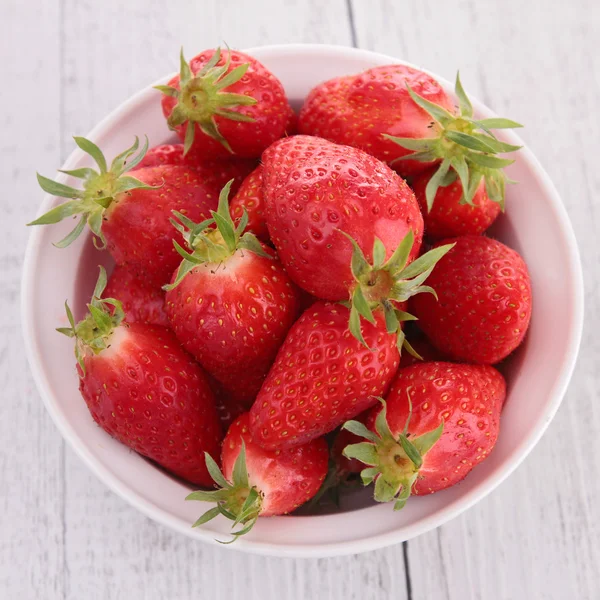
[31, 48, 532, 538]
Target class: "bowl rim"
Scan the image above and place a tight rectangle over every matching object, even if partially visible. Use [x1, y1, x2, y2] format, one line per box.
[21, 43, 584, 558]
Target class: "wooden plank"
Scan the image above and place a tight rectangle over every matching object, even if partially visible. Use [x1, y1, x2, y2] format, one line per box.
[0, 0, 65, 598]
[351, 0, 600, 598]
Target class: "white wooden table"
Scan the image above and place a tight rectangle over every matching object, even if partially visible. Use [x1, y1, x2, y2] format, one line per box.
[2, 1, 599, 598]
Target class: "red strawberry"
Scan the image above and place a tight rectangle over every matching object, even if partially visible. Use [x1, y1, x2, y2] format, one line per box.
[229, 166, 268, 241]
[343, 361, 505, 508]
[165, 182, 301, 406]
[262, 135, 424, 301]
[187, 413, 328, 537]
[103, 265, 168, 327]
[262, 135, 455, 348]
[30, 137, 220, 286]
[299, 69, 521, 207]
[136, 143, 256, 194]
[158, 48, 291, 159]
[249, 301, 400, 450]
[411, 235, 532, 364]
[135, 143, 184, 169]
[299, 64, 454, 177]
[59, 268, 222, 487]
[411, 166, 502, 239]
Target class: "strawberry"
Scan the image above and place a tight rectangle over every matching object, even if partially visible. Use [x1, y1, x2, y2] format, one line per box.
[411, 166, 502, 239]
[262, 135, 424, 301]
[187, 413, 328, 538]
[249, 301, 400, 450]
[158, 48, 291, 159]
[228, 165, 268, 241]
[135, 143, 185, 169]
[299, 64, 454, 177]
[103, 265, 169, 327]
[343, 362, 505, 508]
[136, 143, 256, 194]
[165, 182, 301, 406]
[29, 137, 221, 286]
[411, 235, 532, 364]
[59, 267, 222, 487]
[300, 68, 521, 207]
[261, 135, 455, 347]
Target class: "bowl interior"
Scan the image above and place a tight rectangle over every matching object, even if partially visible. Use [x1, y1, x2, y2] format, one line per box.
[22, 45, 583, 557]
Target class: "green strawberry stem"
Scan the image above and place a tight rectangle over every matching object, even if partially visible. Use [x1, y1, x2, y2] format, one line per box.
[342, 397, 443, 510]
[156, 47, 258, 155]
[57, 266, 125, 374]
[384, 72, 522, 210]
[28, 136, 155, 248]
[341, 230, 454, 351]
[186, 444, 262, 543]
[165, 179, 269, 290]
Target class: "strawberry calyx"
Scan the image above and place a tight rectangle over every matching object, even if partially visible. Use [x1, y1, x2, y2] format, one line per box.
[57, 266, 125, 373]
[165, 179, 268, 290]
[342, 397, 443, 510]
[186, 444, 262, 542]
[28, 136, 155, 249]
[341, 230, 454, 352]
[156, 48, 258, 155]
[384, 73, 522, 210]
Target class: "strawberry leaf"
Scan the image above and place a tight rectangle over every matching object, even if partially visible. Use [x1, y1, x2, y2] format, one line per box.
[232, 442, 249, 488]
[474, 117, 523, 129]
[454, 72, 473, 118]
[411, 421, 444, 456]
[191, 506, 221, 527]
[35, 176, 83, 201]
[52, 216, 87, 249]
[406, 85, 455, 126]
[372, 237, 386, 268]
[352, 286, 375, 325]
[343, 442, 379, 466]
[205, 452, 231, 489]
[360, 467, 379, 486]
[73, 136, 107, 173]
[342, 420, 378, 443]
[383, 230, 414, 275]
[425, 158, 451, 211]
[398, 435, 423, 469]
[374, 473, 401, 503]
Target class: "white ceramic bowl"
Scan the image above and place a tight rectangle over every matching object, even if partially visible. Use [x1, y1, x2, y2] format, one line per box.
[22, 44, 584, 557]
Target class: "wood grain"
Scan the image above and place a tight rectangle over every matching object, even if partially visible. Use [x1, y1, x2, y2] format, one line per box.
[1, 0, 599, 598]
[0, 0, 66, 597]
[351, 1, 600, 598]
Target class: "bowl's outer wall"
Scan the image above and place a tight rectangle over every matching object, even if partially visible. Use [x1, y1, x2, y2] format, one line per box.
[22, 44, 583, 557]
